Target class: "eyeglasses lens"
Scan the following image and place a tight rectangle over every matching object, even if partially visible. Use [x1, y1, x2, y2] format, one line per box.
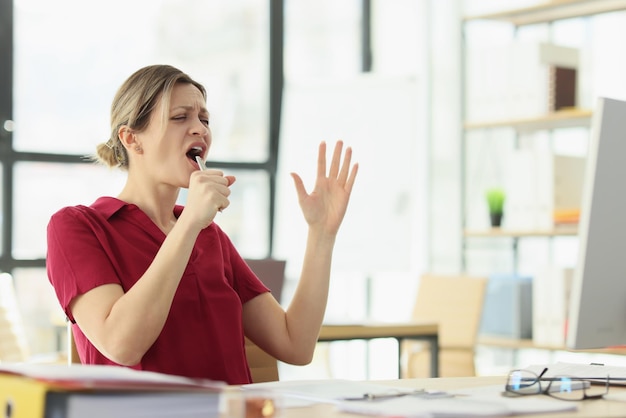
[506, 370, 541, 395]
[548, 377, 583, 400]
[548, 376, 607, 400]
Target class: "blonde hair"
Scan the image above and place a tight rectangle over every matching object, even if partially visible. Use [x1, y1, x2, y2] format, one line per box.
[93, 65, 206, 169]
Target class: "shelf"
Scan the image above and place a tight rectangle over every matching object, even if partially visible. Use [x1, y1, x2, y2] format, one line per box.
[464, 109, 592, 132]
[464, 226, 578, 238]
[464, 0, 626, 26]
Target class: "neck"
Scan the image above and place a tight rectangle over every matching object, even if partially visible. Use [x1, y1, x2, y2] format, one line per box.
[118, 181, 180, 234]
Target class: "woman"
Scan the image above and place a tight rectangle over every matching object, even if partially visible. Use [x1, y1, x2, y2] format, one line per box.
[46, 64, 358, 384]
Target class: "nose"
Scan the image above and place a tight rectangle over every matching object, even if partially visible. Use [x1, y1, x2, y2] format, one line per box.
[191, 118, 209, 137]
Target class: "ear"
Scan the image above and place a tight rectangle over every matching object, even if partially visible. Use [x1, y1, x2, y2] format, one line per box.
[118, 126, 141, 152]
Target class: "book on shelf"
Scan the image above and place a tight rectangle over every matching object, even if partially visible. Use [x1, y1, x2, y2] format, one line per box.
[465, 41, 579, 122]
[0, 363, 225, 418]
[549, 66, 577, 112]
[532, 266, 574, 347]
[505, 150, 585, 231]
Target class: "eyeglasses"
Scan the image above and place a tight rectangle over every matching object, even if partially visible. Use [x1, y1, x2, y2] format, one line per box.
[504, 368, 609, 401]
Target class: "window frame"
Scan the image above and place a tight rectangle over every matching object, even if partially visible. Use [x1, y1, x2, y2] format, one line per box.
[0, 0, 371, 273]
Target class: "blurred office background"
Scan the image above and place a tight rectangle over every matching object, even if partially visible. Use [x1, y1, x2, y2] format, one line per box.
[2, 0, 626, 380]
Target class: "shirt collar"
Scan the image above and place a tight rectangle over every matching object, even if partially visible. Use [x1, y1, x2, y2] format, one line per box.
[90, 196, 184, 220]
[90, 197, 128, 219]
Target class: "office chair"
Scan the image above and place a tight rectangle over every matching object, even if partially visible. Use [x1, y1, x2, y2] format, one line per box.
[244, 258, 286, 382]
[403, 274, 488, 378]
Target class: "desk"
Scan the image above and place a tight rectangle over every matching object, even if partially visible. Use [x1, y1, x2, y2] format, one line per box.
[274, 376, 626, 418]
[318, 322, 439, 377]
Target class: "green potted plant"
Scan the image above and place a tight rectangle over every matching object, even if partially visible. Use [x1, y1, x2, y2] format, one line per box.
[485, 187, 506, 227]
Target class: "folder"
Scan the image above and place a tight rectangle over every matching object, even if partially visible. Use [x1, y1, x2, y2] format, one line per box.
[0, 363, 224, 418]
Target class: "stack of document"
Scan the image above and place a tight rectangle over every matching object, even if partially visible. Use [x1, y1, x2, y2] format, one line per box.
[524, 362, 626, 385]
[245, 379, 578, 417]
[0, 363, 224, 418]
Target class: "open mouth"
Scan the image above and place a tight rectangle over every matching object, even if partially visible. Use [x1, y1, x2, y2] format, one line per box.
[186, 146, 204, 164]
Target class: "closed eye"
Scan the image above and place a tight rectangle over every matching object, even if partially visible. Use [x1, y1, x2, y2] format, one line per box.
[171, 114, 208, 126]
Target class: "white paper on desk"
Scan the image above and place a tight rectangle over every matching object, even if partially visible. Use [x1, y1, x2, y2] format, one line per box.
[337, 397, 505, 417]
[243, 379, 418, 407]
[336, 393, 577, 417]
[450, 385, 578, 415]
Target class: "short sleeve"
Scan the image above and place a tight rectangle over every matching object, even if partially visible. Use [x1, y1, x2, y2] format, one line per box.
[46, 206, 122, 322]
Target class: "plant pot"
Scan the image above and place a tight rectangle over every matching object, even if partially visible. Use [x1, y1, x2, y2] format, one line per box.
[490, 212, 503, 228]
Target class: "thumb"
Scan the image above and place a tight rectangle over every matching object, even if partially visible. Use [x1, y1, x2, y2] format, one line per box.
[290, 173, 307, 200]
[225, 175, 236, 186]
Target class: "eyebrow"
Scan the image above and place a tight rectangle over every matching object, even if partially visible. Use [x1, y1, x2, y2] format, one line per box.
[171, 105, 210, 115]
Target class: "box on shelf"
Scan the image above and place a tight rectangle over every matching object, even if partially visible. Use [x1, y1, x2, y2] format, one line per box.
[533, 266, 574, 347]
[479, 275, 533, 339]
[465, 41, 579, 122]
[505, 151, 585, 230]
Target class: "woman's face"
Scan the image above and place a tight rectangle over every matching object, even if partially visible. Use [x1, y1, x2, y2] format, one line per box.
[135, 82, 211, 188]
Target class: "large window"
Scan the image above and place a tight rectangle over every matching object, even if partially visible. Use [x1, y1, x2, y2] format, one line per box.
[13, 0, 270, 160]
[4, 0, 273, 354]
[276, 0, 429, 381]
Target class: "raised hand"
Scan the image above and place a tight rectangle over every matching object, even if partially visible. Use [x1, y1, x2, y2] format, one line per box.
[290, 141, 358, 236]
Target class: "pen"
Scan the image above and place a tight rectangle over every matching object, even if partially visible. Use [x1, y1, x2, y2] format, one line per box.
[342, 389, 454, 401]
[342, 390, 421, 401]
[195, 155, 205, 171]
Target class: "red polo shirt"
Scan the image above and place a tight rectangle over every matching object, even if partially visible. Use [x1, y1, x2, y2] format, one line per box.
[46, 197, 268, 384]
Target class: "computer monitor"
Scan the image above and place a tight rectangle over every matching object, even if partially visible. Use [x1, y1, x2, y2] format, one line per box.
[567, 97, 626, 349]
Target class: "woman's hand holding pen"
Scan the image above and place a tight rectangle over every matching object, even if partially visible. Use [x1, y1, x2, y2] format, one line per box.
[291, 140, 359, 236]
[185, 164, 236, 229]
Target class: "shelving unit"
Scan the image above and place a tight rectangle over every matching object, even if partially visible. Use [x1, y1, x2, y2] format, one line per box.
[460, 1, 626, 355]
[461, 117, 589, 271]
[461, 1, 626, 272]
[462, 109, 589, 258]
